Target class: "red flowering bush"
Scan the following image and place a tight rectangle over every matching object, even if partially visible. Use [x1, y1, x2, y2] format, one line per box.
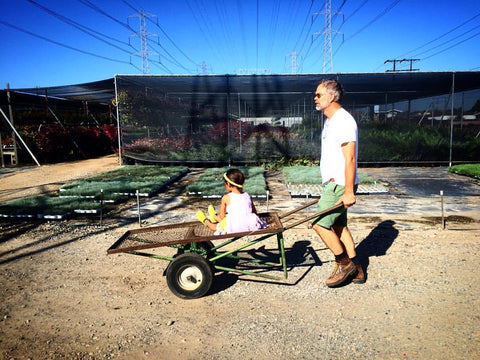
[36, 124, 74, 162]
[8, 124, 118, 163]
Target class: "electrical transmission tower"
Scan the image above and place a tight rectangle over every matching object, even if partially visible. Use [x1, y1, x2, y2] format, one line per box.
[128, 9, 158, 74]
[315, 0, 342, 73]
[287, 51, 300, 74]
[197, 61, 212, 75]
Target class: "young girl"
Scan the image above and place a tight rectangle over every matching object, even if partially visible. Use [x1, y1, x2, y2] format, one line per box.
[196, 168, 267, 234]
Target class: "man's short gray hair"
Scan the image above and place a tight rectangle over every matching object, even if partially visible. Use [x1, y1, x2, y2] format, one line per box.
[319, 79, 344, 102]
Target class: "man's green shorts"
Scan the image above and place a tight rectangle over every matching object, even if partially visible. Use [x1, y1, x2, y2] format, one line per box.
[315, 182, 358, 229]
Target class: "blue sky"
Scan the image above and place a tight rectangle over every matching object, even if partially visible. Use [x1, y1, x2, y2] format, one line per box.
[1, 0, 479, 89]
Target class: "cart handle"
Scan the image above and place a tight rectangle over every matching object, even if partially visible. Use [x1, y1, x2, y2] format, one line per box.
[278, 198, 319, 219]
[282, 202, 344, 231]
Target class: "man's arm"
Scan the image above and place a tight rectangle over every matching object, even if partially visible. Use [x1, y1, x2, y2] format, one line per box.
[341, 141, 356, 208]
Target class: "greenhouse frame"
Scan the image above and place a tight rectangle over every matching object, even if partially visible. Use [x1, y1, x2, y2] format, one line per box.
[2, 71, 479, 165]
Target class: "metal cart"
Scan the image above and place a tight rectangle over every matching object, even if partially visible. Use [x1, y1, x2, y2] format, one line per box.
[108, 200, 342, 299]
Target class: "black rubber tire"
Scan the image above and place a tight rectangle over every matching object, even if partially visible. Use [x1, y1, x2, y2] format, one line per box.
[166, 252, 213, 299]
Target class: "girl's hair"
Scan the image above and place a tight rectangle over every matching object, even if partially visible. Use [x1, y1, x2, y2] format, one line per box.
[224, 168, 245, 188]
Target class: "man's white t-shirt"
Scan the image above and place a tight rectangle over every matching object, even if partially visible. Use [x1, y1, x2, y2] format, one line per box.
[320, 107, 359, 186]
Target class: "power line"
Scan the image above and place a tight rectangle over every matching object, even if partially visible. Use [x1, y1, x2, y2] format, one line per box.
[422, 29, 480, 61]
[236, 0, 249, 68]
[375, 15, 480, 71]
[332, 0, 368, 45]
[333, 0, 399, 61]
[77, 0, 134, 32]
[292, 0, 316, 55]
[25, 0, 134, 54]
[299, 4, 325, 64]
[344, 0, 401, 43]
[213, 0, 240, 68]
[148, 41, 193, 74]
[256, 0, 259, 69]
[185, 0, 227, 70]
[264, 0, 282, 67]
[148, 16, 198, 68]
[397, 11, 480, 59]
[275, 0, 302, 55]
[413, 24, 480, 58]
[0, 20, 132, 65]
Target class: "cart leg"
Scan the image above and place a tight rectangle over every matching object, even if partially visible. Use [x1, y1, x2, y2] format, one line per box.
[277, 233, 288, 279]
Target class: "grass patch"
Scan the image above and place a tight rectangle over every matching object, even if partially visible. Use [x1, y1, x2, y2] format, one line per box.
[87, 165, 187, 181]
[60, 165, 188, 197]
[0, 165, 189, 219]
[186, 167, 266, 196]
[0, 196, 102, 217]
[282, 166, 377, 185]
[449, 163, 480, 178]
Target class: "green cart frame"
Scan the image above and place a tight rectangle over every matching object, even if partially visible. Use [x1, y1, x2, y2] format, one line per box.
[108, 200, 342, 299]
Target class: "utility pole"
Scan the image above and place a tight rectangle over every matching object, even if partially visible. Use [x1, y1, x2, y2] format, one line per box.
[384, 58, 420, 72]
[128, 9, 158, 74]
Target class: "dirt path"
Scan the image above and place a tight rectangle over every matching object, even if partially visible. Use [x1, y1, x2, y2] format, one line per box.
[0, 158, 479, 360]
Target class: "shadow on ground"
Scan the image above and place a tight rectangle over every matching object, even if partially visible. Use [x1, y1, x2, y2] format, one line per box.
[356, 220, 399, 281]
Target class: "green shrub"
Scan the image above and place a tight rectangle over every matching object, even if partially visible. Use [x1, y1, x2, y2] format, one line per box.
[449, 163, 480, 178]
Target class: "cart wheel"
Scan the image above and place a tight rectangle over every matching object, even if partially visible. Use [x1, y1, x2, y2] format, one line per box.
[166, 253, 213, 299]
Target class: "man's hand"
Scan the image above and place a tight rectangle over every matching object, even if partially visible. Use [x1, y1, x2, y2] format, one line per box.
[340, 192, 356, 208]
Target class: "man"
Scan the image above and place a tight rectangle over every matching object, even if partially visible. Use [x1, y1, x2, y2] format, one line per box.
[313, 79, 365, 287]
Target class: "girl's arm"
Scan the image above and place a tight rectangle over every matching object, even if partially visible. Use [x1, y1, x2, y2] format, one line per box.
[218, 193, 229, 219]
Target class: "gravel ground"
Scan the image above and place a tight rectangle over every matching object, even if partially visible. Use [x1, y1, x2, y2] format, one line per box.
[1, 162, 479, 360]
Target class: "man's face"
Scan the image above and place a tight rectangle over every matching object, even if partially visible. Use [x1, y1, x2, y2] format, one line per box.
[314, 84, 331, 111]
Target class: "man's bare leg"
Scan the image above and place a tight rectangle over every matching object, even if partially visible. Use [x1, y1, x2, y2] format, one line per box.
[313, 224, 344, 255]
[334, 225, 365, 283]
[333, 226, 356, 258]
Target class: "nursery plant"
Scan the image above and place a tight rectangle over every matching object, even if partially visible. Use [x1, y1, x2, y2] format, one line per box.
[282, 166, 377, 185]
[0, 196, 103, 217]
[60, 165, 188, 197]
[186, 167, 267, 196]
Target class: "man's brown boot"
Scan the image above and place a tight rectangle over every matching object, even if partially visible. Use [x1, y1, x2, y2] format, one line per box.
[352, 264, 366, 284]
[326, 257, 357, 287]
